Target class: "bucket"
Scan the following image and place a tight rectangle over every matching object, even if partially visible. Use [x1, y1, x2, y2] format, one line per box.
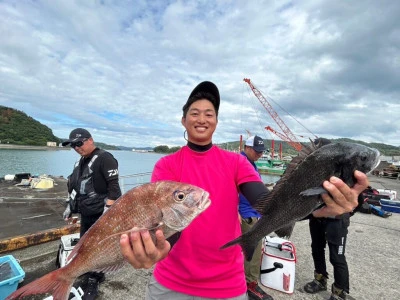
[260, 236, 296, 294]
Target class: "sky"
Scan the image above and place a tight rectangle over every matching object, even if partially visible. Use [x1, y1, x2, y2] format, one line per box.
[1, 0, 399, 148]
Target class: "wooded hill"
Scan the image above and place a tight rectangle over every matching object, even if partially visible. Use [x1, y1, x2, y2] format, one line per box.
[0, 106, 119, 150]
[0, 106, 61, 146]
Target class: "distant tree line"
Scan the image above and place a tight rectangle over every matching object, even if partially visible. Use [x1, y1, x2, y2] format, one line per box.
[153, 145, 181, 154]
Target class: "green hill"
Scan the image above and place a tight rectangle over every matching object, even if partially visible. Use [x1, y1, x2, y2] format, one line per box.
[0, 106, 61, 146]
[0, 106, 120, 150]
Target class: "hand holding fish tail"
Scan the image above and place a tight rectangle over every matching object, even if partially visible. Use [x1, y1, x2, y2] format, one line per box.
[120, 228, 171, 269]
[312, 171, 369, 218]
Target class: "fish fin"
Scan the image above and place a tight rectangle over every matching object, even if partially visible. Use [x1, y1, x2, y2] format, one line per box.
[274, 224, 295, 238]
[94, 262, 126, 274]
[283, 142, 316, 176]
[6, 268, 72, 300]
[252, 192, 274, 215]
[256, 140, 324, 214]
[220, 235, 257, 261]
[313, 138, 332, 148]
[261, 141, 318, 212]
[300, 187, 327, 196]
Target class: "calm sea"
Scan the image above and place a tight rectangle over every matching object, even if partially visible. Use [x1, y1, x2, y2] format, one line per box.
[0, 149, 280, 191]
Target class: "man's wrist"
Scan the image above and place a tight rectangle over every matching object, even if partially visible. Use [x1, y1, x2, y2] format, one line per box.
[105, 199, 115, 206]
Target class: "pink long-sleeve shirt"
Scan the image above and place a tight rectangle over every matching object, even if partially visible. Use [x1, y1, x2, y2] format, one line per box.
[151, 145, 262, 298]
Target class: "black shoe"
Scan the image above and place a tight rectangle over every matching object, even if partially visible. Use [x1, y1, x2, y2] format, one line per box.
[247, 281, 274, 300]
[83, 277, 99, 300]
[328, 283, 347, 300]
[304, 272, 328, 294]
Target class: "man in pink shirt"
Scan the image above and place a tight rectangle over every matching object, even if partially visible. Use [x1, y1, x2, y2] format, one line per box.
[120, 81, 370, 299]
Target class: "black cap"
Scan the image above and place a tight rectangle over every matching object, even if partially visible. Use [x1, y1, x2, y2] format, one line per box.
[245, 135, 265, 153]
[182, 81, 220, 116]
[62, 128, 92, 146]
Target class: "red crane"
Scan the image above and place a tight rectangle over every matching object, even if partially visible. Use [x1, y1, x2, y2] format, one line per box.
[265, 126, 302, 151]
[243, 78, 302, 151]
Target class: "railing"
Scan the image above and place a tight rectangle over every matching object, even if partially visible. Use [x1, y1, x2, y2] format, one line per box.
[119, 172, 152, 194]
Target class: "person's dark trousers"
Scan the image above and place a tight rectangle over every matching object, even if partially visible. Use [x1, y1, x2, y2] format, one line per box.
[80, 212, 103, 237]
[309, 215, 350, 293]
[80, 212, 105, 285]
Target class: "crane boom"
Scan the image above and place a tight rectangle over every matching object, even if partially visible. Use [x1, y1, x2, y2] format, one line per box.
[243, 78, 302, 151]
[265, 126, 302, 151]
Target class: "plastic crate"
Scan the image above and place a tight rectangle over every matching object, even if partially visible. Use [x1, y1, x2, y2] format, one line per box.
[380, 199, 400, 214]
[0, 255, 25, 300]
[380, 204, 400, 213]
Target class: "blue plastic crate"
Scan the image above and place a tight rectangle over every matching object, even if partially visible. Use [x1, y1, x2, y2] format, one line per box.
[380, 199, 400, 214]
[0, 255, 25, 300]
[381, 204, 400, 213]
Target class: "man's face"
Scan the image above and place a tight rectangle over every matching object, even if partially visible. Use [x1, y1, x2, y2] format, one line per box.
[181, 99, 218, 145]
[71, 137, 95, 157]
[245, 146, 264, 162]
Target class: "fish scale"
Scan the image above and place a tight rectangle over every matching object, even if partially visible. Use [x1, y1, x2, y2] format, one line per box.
[7, 181, 211, 300]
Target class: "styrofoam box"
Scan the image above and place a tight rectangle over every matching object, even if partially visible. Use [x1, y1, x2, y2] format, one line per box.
[0, 255, 25, 300]
[377, 189, 397, 200]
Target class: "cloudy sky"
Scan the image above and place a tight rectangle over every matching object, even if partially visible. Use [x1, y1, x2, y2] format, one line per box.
[1, 0, 399, 148]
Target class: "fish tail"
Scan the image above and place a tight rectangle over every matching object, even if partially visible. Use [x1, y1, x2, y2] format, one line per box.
[6, 268, 73, 300]
[220, 235, 257, 262]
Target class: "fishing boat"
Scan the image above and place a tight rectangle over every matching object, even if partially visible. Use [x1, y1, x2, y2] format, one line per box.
[255, 155, 287, 176]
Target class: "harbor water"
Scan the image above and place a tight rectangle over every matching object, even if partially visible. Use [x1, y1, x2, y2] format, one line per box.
[0, 149, 280, 187]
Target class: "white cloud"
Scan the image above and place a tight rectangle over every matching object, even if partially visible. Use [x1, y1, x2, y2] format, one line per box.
[0, 0, 399, 147]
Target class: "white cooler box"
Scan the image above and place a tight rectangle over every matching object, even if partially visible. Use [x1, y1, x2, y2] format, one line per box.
[260, 236, 296, 294]
[57, 233, 80, 268]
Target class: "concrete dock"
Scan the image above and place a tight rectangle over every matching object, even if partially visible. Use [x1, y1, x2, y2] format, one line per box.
[3, 175, 400, 300]
[0, 176, 68, 240]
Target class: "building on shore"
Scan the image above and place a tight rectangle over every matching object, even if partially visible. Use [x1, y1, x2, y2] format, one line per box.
[46, 141, 57, 147]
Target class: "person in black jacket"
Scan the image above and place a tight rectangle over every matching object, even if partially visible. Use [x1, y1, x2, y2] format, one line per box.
[62, 128, 121, 300]
[303, 213, 350, 300]
[303, 138, 350, 300]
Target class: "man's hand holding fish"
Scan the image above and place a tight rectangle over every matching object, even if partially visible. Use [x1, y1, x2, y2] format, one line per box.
[120, 228, 170, 269]
[313, 170, 369, 218]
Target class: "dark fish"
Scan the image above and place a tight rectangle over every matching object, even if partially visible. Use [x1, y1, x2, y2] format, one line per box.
[7, 181, 211, 300]
[221, 141, 380, 260]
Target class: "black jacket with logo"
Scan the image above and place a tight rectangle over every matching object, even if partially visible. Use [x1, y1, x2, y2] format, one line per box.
[67, 148, 122, 216]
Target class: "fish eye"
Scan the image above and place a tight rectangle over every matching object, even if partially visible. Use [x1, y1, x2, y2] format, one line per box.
[360, 153, 367, 161]
[174, 191, 186, 202]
